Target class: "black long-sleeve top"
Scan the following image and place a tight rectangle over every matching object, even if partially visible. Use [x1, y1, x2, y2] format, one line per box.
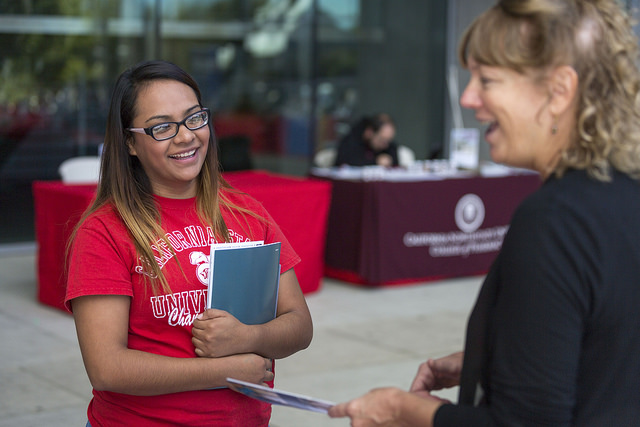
[435, 169, 640, 426]
[333, 131, 399, 167]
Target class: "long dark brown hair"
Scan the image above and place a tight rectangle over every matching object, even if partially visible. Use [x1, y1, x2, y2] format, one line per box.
[68, 60, 256, 293]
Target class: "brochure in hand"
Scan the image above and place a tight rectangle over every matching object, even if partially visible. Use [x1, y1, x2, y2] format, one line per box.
[207, 240, 281, 325]
[226, 378, 336, 414]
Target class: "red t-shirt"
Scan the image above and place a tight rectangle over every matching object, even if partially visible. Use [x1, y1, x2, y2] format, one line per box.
[65, 189, 300, 426]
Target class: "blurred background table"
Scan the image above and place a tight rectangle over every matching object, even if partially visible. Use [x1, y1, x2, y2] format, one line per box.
[313, 167, 541, 286]
[32, 170, 331, 312]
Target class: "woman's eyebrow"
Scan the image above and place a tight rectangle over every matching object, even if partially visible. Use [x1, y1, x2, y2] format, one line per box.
[144, 105, 201, 124]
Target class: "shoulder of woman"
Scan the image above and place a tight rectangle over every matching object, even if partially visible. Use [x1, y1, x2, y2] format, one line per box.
[511, 169, 617, 234]
[79, 202, 128, 234]
[219, 187, 271, 220]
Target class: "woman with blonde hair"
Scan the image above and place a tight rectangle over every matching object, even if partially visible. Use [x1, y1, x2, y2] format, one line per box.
[329, 0, 640, 425]
[65, 60, 312, 426]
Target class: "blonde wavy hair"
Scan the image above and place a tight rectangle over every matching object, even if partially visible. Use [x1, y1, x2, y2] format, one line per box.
[459, 0, 640, 181]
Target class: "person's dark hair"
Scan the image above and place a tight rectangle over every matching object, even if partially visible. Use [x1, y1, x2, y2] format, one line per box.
[357, 113, 394, 134]
[351, 113, 395, 141]
[108, 60, 215, 194]
[68, 60, 239, 293]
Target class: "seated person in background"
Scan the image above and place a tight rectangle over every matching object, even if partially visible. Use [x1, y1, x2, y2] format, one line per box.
[334, 113, 399, 167]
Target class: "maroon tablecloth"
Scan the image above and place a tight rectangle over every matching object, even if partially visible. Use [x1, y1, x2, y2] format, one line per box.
[322, 173, 541, 286]
[33, 170, 331, 312]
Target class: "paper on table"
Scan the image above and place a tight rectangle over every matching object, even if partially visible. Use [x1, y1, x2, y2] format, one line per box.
[226, 378, 336, 414]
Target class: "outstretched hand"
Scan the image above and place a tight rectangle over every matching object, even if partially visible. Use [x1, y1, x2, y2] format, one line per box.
[328, 387, 444, 427]
[327, 354, 462, 426]
[327, 387, 408, 427]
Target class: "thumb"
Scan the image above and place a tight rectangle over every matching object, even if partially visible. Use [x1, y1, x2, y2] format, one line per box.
[327, 402, 348, 418]
[196, 308, 225, 321]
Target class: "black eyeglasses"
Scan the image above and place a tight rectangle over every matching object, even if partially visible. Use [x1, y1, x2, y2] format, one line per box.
[127, 108, 210, 141]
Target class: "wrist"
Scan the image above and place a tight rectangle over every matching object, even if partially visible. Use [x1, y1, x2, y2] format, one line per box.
[243, 323, 264, 354]
[394, 388, 443, 427]
[388, 388, 408, 422]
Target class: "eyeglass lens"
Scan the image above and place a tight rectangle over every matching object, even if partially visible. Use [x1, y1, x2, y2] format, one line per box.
[152, 110, 209, 140]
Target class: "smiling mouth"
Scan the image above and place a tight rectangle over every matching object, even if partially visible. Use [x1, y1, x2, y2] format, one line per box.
[483, 121, 499, 138]
[169, 149, 197, 159]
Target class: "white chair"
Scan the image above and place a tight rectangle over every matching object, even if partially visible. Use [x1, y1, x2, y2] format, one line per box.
[313, 147, 338, 168]
[398, 145, 416, 168]
[58, 156, 101, 184]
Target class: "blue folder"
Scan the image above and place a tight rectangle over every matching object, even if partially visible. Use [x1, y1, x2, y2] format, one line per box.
[207, 242, 281, 325]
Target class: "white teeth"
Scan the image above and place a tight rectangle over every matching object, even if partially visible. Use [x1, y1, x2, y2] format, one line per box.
[170, 149, 196, 159]
[479, 120, 498, 131]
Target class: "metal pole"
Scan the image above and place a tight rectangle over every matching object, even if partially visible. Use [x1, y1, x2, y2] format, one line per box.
[308, 0, 319, 170]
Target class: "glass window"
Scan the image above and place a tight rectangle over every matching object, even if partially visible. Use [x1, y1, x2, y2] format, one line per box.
[0, 0, 447, 244]
[0, 1, 148, 243]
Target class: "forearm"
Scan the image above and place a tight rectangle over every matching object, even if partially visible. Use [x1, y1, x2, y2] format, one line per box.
[86, 348, 263, 396]
[191, 269, 313, 359]
[244, 308, 313, 359]
[72, 295, 270, 396]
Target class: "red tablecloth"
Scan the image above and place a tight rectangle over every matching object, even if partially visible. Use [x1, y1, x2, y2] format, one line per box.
[321, 173, 541, 286]
[32, 170, 331, 312]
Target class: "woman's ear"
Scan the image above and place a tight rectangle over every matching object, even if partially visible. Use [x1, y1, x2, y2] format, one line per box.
[548, 65, 578, 116]
[126, 138, 138, 156]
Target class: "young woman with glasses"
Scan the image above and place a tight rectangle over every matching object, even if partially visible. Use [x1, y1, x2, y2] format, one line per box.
[65, 60, 313, 426]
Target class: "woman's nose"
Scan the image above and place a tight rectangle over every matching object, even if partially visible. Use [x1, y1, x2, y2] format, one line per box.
[173, 123, 196, 143]
[460, 80, 481, 110]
